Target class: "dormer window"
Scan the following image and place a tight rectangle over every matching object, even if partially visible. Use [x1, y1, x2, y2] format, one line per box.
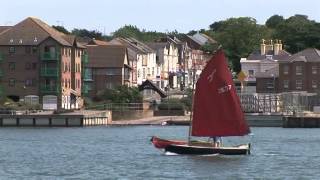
[9, 39, 13, 43]
[34, 37, 38, 43]
[19, 39, 23, 44]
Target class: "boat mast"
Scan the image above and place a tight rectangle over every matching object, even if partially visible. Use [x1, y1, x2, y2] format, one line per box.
[188, 57, 197, 144]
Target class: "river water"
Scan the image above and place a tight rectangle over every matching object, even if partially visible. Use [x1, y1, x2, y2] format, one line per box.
[0, 126, 319, 179]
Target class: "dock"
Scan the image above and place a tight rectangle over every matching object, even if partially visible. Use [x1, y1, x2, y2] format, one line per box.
[0, 110, 111, 127]
[283, 115, 320, 128]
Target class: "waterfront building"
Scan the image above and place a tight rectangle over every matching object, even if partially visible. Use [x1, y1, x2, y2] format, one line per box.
[240, 39, 291, 93]
[85, 41, 131, 97]
[110, 37, 157, 87]
[147, 40, 179, 90]
[0, 17, 86, 109]
[278, 48, 320, 93]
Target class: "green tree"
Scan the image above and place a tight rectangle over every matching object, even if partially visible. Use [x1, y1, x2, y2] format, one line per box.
[52, 25, 70, 34]
[71, 28, 103, 40]
[265, 15, 284, 29]
[112, 25, 142, 39]
[210, 17, 271, 72]
[97, 86, 142, 103]
[273, 14, 320, 53]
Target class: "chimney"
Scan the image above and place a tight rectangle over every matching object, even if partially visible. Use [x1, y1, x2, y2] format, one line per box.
[260, 39, 266, 55]
[274, 39, 279, 55]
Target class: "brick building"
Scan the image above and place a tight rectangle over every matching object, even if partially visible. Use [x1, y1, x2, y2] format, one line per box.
[85, 41, 131, 97]
[0, 17, 86, 109]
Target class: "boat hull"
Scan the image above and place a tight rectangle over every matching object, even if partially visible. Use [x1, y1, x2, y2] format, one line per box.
[150, 136, 187, 149]
[164, 144, 250, 155]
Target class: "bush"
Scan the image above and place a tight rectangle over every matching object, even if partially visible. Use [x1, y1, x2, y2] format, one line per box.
[158, 98, 185, 110]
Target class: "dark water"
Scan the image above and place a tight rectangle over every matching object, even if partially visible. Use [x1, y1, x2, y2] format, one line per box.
[0, 126, 319, 179]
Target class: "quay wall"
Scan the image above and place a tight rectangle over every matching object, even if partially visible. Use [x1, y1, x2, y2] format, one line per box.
[0, 110, 111, 127]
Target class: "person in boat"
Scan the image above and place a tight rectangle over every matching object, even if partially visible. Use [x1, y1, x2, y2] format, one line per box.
[210, 137, 222, 147]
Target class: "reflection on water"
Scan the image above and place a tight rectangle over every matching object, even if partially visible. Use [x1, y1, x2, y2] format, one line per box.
[0, 126, 319, 179]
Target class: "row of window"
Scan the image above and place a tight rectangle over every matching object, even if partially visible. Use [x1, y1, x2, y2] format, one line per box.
[7, 46, 83, 57]
[7, 62, 37, 70]
[6, 78, 37, 87]
[283, 65, 318, 75]
[282, 80, 318, 89]
[137, 67, 156, 78]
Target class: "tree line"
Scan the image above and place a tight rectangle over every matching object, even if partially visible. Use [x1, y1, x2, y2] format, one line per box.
[53, 14, 320, 73]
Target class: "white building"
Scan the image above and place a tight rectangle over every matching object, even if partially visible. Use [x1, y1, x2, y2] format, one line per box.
[110, 37, 157, 86]
[240, 39, 291, 93]
[147, 41, 179, 90]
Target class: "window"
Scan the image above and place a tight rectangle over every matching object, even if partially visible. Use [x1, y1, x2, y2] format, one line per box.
[283, 80, 289, 89]
[266, 80, 274, 89]
[296, 66, 302, 75]
[25, 79, 33, 86]
[106, 82, 113, 89]
[152, 67, 155, 76]
[312, 66, 317, 74]
[25, 47, 31, 54]
[25, 62, 31, 70]
[9, 62, 15, 70]
[312, 80, 317, 89]
[137, 70, 141, 78]
[296, 80, 303, 90]
[9, 47, 15, 54]
[143, 68, 146, 78]
[32, 47, 37, 54]
[32, 63, 37, 70]
[106, 69, 118, 75]
[9, 79, 15, 87]
[283, 65, 289, 75]
[248, 70, 254, 77]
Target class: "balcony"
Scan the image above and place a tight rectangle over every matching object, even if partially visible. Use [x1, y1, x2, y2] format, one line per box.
[81, 54, 89, 64]
[40, 68, 59, 77]
[40, 85, 60, 94]
[82, 84, 90, 94]
[41, 52, 60, 61]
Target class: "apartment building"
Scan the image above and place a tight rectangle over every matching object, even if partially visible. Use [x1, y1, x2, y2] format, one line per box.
[278, 48, 320, 93]
[0, 17, 85, 109]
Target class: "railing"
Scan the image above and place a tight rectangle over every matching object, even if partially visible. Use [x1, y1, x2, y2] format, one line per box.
[86, 103, 144, 111]
[40, 85, 60, 94]
[40, 68, 59, 77]
[81, 54, 89, 64]
[41, 52, 60, 61]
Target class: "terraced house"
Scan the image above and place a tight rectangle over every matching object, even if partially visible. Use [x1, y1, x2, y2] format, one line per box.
[0, 17, 87, 109]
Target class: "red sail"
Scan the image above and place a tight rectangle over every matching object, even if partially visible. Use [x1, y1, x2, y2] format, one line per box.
[191, 50, 250, 137]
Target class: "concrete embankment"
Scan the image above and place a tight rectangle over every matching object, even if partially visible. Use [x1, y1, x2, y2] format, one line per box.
[0, 110, 111, 127]
[111, 114, 283, 127]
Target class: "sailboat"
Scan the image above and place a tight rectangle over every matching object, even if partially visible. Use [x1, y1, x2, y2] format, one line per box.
[151, 49, 251, 155]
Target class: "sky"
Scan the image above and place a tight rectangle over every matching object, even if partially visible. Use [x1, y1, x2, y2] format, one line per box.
[1, 0, 320, 35]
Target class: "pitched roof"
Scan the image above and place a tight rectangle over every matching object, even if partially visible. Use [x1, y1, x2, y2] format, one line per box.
[0, 17, 71, 46]
[111, 37, 154, 54]
[86, 44, 128, 68]
[146, 42, 169, 51]
[0, 26, 11, 34]
[88, 39, 109, 46]
[283, 48, 320, 63]
[247, 50, 291, 61]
